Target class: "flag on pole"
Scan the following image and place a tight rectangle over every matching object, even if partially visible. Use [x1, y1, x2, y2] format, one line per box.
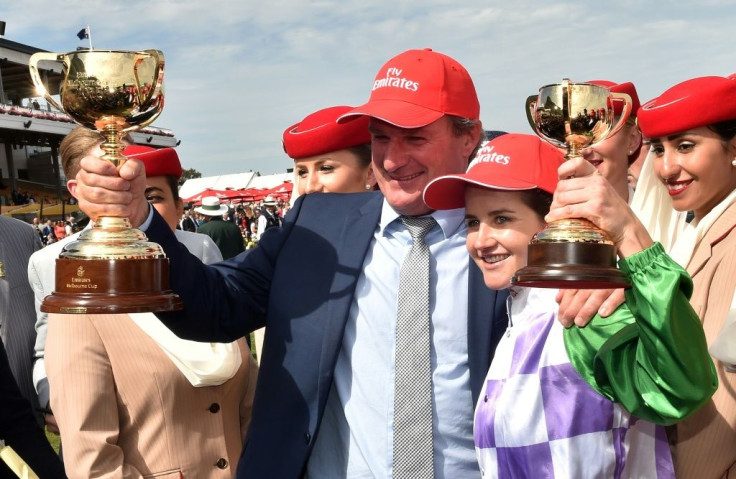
[77, 27, 89, 40]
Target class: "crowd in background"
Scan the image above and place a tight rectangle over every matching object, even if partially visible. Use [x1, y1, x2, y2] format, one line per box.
[28, 216, 81, 246]
[178, 197, 290, 251]
[10, 197, 291, 252]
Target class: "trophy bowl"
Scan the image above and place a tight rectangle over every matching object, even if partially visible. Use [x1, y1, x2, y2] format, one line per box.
[512, 79, 633, 289]
[29, 50, 182, 314]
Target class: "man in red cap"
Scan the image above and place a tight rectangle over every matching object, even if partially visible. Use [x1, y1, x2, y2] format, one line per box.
[69, 49, 600, 477]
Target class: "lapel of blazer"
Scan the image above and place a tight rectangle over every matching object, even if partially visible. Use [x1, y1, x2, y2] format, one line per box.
[317, 194, 383, 404]
[0, 240, 8, 344]
[688, 202, 736, 277]
[466, 257, 509, 404]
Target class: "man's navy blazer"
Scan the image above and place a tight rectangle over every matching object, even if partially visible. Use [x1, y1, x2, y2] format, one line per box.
[153, 191, 509, 478]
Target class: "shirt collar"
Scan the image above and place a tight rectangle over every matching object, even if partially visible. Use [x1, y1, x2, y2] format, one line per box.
[378, 197, 466, 239]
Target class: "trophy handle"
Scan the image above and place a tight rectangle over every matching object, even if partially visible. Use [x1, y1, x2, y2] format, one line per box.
[28, 52, 65, 112]
[134, 50, 165, 109]
[608, 92, 633, 138]
[525, 95, 539, 133]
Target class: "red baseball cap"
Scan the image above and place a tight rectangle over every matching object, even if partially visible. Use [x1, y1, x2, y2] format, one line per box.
[123, 145, 182, 179]
[282, 106, 371, 159]
[638, 75, 736, 139]
[424, 133, 565, 210]
[338, 48, 480, 128]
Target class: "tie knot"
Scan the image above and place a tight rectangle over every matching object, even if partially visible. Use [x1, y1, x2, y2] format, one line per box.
[400, 215, 437, 241]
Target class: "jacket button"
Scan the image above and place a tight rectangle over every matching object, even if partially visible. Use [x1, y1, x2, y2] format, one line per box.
[208, 403, 220, 413]
[304, 432, 311, 444]
[215, 458, 228, 469]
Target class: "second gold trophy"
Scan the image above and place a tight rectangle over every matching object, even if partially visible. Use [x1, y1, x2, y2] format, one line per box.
[512, 79, 632, 289]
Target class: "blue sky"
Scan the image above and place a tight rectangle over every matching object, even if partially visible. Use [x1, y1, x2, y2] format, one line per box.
[4, 1, 735, 176]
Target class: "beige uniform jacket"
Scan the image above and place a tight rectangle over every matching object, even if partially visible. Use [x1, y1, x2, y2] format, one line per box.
[47, 313, 257, 479]
[671, 201, 736, 479]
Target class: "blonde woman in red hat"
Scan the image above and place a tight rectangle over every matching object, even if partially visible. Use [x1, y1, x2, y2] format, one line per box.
[547, 81, 655, 330]
[424, 133, 715, 478]
[283, 105, 376, 197]
[548, 74, 736, 478]
[34, 128, 257, 478]
[583, 80, 644, 203]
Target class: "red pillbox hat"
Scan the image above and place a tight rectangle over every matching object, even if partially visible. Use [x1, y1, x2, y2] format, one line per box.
[587, 80, 641, 118]
[638, 75, 736, 139]
[123, 145, 182, 179]
[339, 48, 480, 128]
[424, 133, 565, 210]
[588, 80, 642, 163]
[282, 106, 371, 159]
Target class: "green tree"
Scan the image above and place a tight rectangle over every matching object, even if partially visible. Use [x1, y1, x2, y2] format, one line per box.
[179, 167, 202, 186]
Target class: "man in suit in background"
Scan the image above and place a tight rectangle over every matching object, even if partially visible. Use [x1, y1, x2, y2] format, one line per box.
[180, 208, 197, 232]
[0, 215, 42, 427]
[195, 197, 246, 260]
[0, 214, 64, 477]
[256, 196, 281, 240]
[72, 48, 508, 477]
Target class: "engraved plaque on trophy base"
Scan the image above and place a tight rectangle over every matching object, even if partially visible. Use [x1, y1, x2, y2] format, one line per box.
[41, 257, 184, 314]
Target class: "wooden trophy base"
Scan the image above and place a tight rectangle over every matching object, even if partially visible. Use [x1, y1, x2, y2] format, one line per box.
[41, 256, 184, 314]
[512, 241, 630, 289]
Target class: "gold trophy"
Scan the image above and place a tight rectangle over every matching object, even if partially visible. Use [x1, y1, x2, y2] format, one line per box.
[512, 79, 632, 289]
[29, 50, 183, 313]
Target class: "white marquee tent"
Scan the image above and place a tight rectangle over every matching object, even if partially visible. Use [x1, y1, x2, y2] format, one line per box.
[179, 171, 294, 203]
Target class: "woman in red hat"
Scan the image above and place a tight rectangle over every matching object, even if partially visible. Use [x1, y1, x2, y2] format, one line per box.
[551, 74, 736, 479]
[554, 81, 651, 329]
[424, 133, 715, 478]
[282, 105, 376, 197]
[39, 128, 257, 478]
[584, 80, 643, 203]
[639, 74, 736, 479]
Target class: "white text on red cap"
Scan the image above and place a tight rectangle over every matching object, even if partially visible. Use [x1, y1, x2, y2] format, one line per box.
[373, 67, 419, 92]
[469, 144, 510, 169]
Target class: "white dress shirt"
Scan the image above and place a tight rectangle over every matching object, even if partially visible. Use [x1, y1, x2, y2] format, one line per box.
[307, 199, 478, 478]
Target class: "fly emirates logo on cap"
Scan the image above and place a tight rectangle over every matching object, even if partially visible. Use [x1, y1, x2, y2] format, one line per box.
[468, 142, 510, 169]
[372, 67, 420, 92]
